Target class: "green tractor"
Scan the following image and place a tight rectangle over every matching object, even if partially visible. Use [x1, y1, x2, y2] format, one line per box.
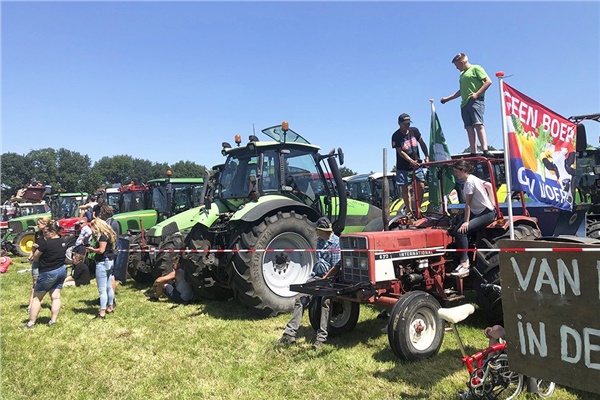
[110, 173, 205, 283]
[1, 189, 88, 257]
[570, 113, 600, 238]
[1, 198, 50, 257]
[179, 122, 382, 317]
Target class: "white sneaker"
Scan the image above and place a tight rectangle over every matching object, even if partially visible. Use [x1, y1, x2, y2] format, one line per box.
[451, 264, 470, 277]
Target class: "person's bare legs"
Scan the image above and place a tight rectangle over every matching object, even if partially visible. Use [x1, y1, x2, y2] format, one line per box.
[28, 276, 37, 313]
[415, 181, 425, 213]
[401, 185, 412, 215]
[466, 127, 477, 153]
[28, 292, 45, 325]
[49, 288, 61, 323]
[475, 124, 488, 151]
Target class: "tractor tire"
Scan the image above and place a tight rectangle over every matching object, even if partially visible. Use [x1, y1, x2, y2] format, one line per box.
[14, 231, 35, 257]
[587, 221, 600, 239]
[128, 235, 154, 284]
[474, 224, 541, 325]
[152, 232, 186, 280]
[231, 211, 316, 317]
[308, 297, 360, 338]
[387, 290, 444, 361]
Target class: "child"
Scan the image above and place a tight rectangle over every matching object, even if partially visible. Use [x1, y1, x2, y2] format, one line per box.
[63, 252, 91, 287]
[0, 250, 12, 273]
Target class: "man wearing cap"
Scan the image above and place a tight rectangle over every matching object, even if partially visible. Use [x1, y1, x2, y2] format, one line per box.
[440, 53, 491, 156]
[391, 113, 429, 216]
[276, 217, 341, 350]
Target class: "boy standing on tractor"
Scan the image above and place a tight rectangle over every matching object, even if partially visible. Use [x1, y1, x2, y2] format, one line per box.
[392, 113, 429, 216]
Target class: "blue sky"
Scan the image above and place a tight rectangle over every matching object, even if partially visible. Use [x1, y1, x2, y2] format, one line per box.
[2, 1, 599, 175]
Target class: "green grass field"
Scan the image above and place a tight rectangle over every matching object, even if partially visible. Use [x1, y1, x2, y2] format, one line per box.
[0, 256, 595, 400]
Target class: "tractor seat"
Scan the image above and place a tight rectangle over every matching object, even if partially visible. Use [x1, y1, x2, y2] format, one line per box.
[438, 304, 475, 324]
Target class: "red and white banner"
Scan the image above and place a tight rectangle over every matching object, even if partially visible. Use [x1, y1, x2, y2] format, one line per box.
[502, 84, 577, 210]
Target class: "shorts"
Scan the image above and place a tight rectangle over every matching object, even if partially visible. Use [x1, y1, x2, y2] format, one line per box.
[164, 284, 185, 304]
[35, 265, 67, 293]
[32, 261, 40, 279]
[461, 98, 485, 128]
[396, 168, 426, 186]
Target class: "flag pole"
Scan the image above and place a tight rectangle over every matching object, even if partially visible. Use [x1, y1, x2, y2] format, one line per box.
[496, 71, 515, 240]
[429, 99, 442, 210]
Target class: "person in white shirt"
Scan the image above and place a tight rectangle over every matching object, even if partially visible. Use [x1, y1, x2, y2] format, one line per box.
[450, 160, 496, 277]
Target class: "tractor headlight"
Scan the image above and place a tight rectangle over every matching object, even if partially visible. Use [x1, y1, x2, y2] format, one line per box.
[359, 258, 369, 269]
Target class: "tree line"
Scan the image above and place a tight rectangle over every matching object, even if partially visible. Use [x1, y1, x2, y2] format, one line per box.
[1, 148, 207, 199]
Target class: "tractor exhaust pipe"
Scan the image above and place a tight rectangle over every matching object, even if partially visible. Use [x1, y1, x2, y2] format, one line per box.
[328, 155, 347, 236]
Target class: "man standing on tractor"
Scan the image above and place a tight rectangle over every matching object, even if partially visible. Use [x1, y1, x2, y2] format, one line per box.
[440, 53, 492, 156]
[392, 113, 429, 216]
[276, 217, 341, 350]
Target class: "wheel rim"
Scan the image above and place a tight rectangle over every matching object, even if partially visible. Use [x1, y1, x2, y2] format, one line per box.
[261, 231, 313, 298]
[408, 309, 438, 351]
[330, 300, 352, 328]
[19, 235, 34, 254]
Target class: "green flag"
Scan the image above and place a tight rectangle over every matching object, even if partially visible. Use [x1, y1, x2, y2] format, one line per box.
[428, 106, 455, 211]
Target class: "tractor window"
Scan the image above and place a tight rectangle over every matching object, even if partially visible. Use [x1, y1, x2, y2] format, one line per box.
[172, 184, 193, 212]
[260, 151, 279, 192]
[284, 151, 321, 200]
[122, 191, 147, 213]
[152, 187, 169, 213]
[220, 155, 259, 198]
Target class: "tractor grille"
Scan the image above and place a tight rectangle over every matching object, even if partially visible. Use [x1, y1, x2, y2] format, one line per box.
[8, 221, 23, 234]
[127, 220, 140, 231]
[161, 222, 179, 239]
[146, 222, 179, 246]
[340, 236, 370, 284]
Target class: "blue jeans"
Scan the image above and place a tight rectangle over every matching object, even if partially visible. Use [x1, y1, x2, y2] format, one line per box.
[35, 265, 67, 293]
[453, 208, 496, 262]
[95, 259, 114, 310]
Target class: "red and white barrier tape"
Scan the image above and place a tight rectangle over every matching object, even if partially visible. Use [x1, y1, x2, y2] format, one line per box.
[119, 247, 599, 254]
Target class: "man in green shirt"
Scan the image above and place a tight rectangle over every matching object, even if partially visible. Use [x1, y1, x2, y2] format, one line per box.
[441, 53, 492, 156]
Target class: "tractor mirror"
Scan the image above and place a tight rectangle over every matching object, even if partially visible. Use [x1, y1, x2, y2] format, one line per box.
[576, 124, 588, 153]
[338, 147, 344, 166]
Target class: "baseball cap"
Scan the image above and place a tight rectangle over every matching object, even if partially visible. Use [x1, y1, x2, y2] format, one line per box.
[315, 217, 333, 231]
[398, 113, 412, 124]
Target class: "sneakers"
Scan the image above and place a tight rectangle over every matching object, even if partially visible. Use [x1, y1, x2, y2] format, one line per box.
[312, 340, 325, 350]
[19, 322, 35, 330]
[451, 264, 470, 277]
[276, 334, 296, 346]
[47, 321, 57, 327]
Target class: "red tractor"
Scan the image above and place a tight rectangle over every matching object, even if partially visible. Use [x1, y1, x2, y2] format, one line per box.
[291, 154, 541, 361]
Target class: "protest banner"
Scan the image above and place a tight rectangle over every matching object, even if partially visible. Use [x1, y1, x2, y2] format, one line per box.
[502, 84, 577, 211]
[499, 239, 600, 394]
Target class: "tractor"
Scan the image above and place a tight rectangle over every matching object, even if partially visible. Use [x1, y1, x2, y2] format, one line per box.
[1, 190, 86, 257]
[290, 154, 541, 361]
[344, 171, 432, 216]
[569, 113, 600, 238]
[177, 122, 382, 317]
[110, 173, 205, 283]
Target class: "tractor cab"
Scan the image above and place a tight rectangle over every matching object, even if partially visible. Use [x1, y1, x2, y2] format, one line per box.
[48, 192, 88, 237]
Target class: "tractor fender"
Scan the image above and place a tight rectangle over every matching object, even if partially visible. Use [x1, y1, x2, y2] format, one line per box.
[235, 198, 321, 224]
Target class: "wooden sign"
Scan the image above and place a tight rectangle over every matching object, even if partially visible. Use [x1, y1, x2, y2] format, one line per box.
[499, 239, 600, 394]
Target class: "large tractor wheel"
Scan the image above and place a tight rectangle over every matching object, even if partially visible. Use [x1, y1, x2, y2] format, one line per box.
[232, 211, 316, 317]
[475, 224, 541, 325]
[387, 290, 444, 361]
[587, 220, 600, 239]
[308, 297, 360, 338]
[152, 232, 186, 280]
[14, 231, 35, 257]
[128, 235, 154, 284]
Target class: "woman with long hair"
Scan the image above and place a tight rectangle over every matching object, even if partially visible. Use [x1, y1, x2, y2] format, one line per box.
[86, 218, 117, 319]
[27, 216, 51, 314]
[22, 221, 67, 328]
[450, 160, 496, 277]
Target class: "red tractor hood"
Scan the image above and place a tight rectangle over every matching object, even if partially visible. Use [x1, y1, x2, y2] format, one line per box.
[345, 228, 451, 251]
